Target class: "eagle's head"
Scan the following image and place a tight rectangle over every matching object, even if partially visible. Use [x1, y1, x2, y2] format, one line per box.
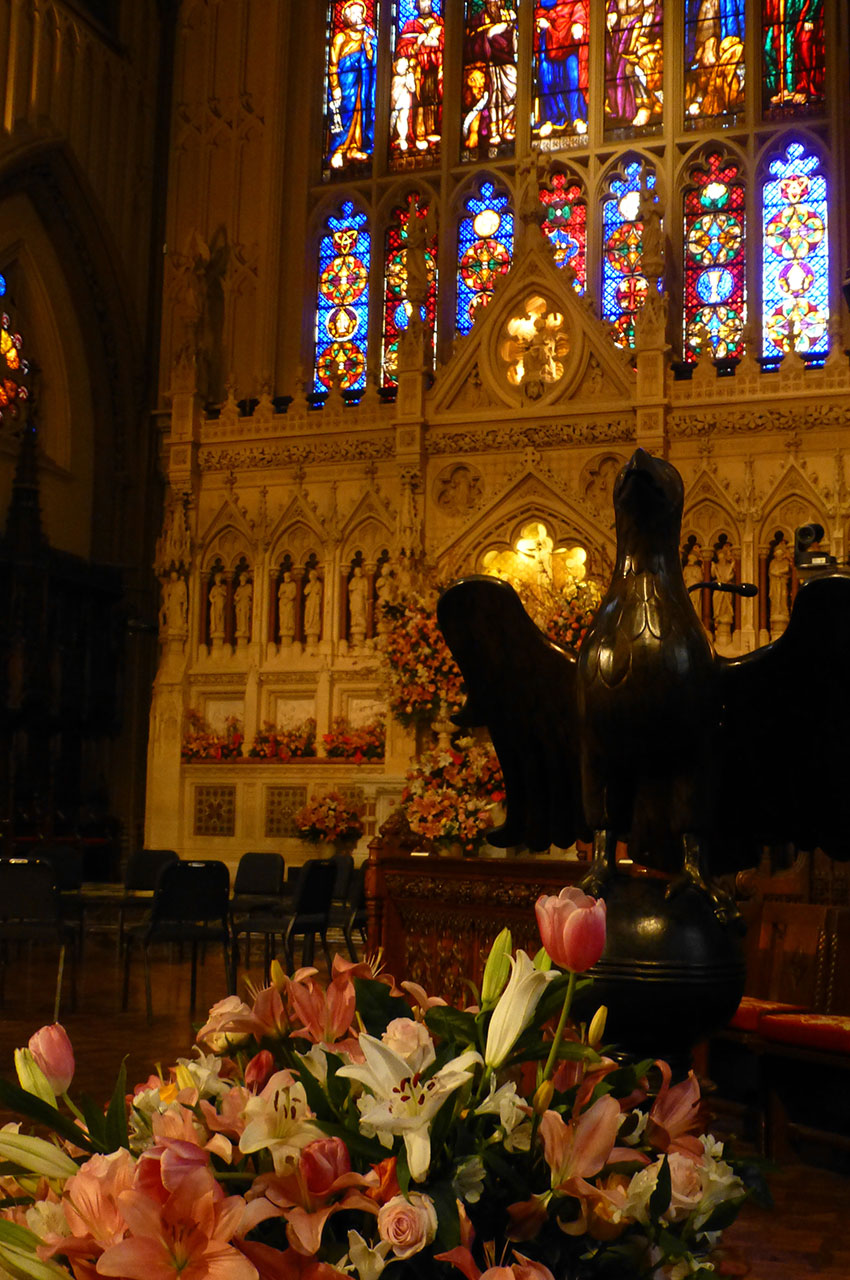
[613, 449, 684, 555]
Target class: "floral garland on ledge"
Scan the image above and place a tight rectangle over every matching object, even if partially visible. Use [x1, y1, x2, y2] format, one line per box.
[323, 718, 386, 762]
[0, 890, 762, 1280]
[181, 709, 244, 760]
[294, 789, 365, 844]
[378, 590, 465, 729]
[402, 736, 505, 854]
[248, 719, 317, 761]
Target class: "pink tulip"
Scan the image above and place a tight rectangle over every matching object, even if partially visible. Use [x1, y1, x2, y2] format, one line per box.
[244, 1051, 274, 1093]
[300, 1138, 351, 1199]
[535, 887, 606, 972]
[28, 1023, 75, 1094]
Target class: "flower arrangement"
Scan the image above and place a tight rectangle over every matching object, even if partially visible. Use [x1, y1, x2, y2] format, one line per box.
[0, 887, 763, 1280]
[402, 736, 505, 854]
[248, 719, 317, 761]
[378, 591, 465, 729]
[181, 709, 244, 760]
[323, 718, 386, 763]
[544, 581, 602, 652]
[294, 790, 365, 844]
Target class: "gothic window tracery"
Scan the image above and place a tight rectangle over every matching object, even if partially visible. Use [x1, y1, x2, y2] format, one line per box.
[456, 179, 514, 336]
[381, 193, 439, 386]
[683, 151, 746, 361]
[313, 199, 371, 392]
[601, 160, 655, 349]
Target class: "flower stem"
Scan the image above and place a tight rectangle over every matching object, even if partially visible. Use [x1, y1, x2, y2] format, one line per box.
[541, 970, 577, 1083]
[61, 1093, 87, 1126]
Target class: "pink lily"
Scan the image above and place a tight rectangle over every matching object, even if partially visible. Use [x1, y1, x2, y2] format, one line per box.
[435, 1245, 555, 1280]
[645, 1063, 704, 1156]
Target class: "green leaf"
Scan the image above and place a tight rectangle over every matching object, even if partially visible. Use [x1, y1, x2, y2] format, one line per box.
[104, 1059, 130, 1151]
[0, 1079, 93, 1152]
[353, 978, 412, 1037]
[293, 1061, 337, 1123]
[430, 1180, 461, 1250]
[425, 1006, 479, 1048]
[649, 1155, 671, 1221]
[324, 1053, 350, 1112]
[396, 1143, 411, 1194]
[698, 1196, 746, 1233]
[0, 1220, 41, 1251]
[77, 1094, 109, 1153]
[657, 1227, 691, 1260]
[0, 1240, 73, 1280]
[0, 1132, 78, 1180]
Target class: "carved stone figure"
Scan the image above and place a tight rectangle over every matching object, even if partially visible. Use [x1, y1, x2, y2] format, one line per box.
[303, 569, 323, 643]
[769, 540, 792, 631]
[233, 575, 253, 641]
[683, 549, 704, 591]
[278, 571, 297, 645]
[348, 565, 369, 643]
[208, 573, 228, 640]
[436, 463, 482, 517]
[159, 571, 188, 636]
[711, 544, 735, 640]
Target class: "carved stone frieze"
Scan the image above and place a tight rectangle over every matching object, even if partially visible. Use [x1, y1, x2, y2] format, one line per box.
[669, 403, 850, 438]
[200, 438, 396, 470]
[426, 417, 635, 456]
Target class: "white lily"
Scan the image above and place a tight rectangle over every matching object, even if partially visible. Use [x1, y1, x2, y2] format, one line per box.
[239, 1072, 323, 1173]
[484, 948, 557, 1070]
[345, 1229, 392, 1280]
[337, 1034, 482, 1182]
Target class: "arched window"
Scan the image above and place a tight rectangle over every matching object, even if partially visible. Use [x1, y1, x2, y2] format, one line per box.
[0, 275, 29, 426]
[604, 0, 663, 134]
[323, 2, 379, 180]
[762, 1, 825, 118]
[684, 0, 745, 126]
[531, 1, 590, 147]
[389, 0, 445, 170]
[761, 140, 829, 362]
[461, 1, 518, 163]
[456, 179, 513, 336]
[539, 171, 586, 291]
[313, 200, 371, 392]
[683, 151, 746, 361]
[381, 193, 438, 386]
[601, 160, 655, 349]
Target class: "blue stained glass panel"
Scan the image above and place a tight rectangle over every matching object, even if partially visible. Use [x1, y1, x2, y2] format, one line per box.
[456, 180, 513, 335]
[601, 161, 655, 348]
[762, 141, 829, 360]
[531, 0, 590, 147]
[323, 2, 379, 180]
[314, 201, 371, 392]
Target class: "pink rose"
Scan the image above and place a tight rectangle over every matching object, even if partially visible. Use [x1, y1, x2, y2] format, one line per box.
[535, 886, 606, 973]
[377, 1192, 438, 1259]
[381, 1018, 435, 1073]
[28, 1024, 74, 1094]
[666, 1151, 705, 1221]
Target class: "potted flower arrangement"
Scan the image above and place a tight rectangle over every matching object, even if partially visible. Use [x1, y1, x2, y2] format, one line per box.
[181, 708, 244, 760]
[544, 581, 601, 651]
[294, 789, 365, 848]
[248, 719, 317, 761]
[402, 736, 505, 854]
[0, 888, 763, 1280]
[323, 717, 386, 762]
[378, 590, 465, 729]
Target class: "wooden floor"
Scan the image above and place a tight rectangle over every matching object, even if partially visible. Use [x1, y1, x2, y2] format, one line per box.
[0, 934, 848, 1279]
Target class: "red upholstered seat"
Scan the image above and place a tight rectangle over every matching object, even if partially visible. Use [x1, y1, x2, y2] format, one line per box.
[729, 995, 808, 1032]
[759, 1012, 850, 1054]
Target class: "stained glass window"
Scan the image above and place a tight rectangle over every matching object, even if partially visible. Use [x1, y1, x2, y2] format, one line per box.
[381, 194, 438, 386]
[323, 2, 379, 180]
[539, 172, 586, 291]
[461, 1, 518, 163]
[389, 0, 445, 170]
[761, 141, 829, 361]
[604, 0, 663, 133]
[601, 160, 655, 349]
[683, 153, 746, 361]
[0, 276, 29, 425]
[685, 0, 745, 125]
[456, 180, 513, 335]
[531, 0, 590, 148]
[762, 0, 825, 118]
[314, 200, 371, 393]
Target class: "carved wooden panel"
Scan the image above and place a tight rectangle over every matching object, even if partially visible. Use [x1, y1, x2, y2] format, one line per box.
[193, 785, 236, 836]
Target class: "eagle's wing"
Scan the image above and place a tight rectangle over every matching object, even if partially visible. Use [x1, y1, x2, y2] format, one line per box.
[437, 576, 583, 852]
[715, 572, 850, 869]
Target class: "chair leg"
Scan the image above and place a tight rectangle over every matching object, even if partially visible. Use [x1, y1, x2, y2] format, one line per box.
[190, 941, 198, 1012]
[320, 928, 333, 974]
[144, 947, 153, 1024]
[303, 931, 315, 968]
[223, 938, 233, 995]
[122, 938, 133, 1010]
[344, 922, 358, 963]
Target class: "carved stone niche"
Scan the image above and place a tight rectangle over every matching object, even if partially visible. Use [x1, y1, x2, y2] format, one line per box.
[496, 293, 571, 404]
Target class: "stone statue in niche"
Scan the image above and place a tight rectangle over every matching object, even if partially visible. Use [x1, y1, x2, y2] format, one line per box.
[711, 545, 736, 644]
[159, 571, 188, 636]
[233, 575, 253, 642]
[303, 570, 323, 645]
[682, 548, 703, 592]
[375, 563, 397, 633]
[348, 566, 369, 645]
[278, 571, 297, 645]
[769, 540, 792, 636]
[208, 573, 228, 641]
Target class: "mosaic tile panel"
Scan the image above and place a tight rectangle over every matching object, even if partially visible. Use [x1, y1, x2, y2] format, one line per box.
[265, 786, 308, 838]
[193, 785, 236, 837]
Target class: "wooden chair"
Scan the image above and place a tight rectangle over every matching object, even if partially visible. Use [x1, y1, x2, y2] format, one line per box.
[0, 859, 77, 1019]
